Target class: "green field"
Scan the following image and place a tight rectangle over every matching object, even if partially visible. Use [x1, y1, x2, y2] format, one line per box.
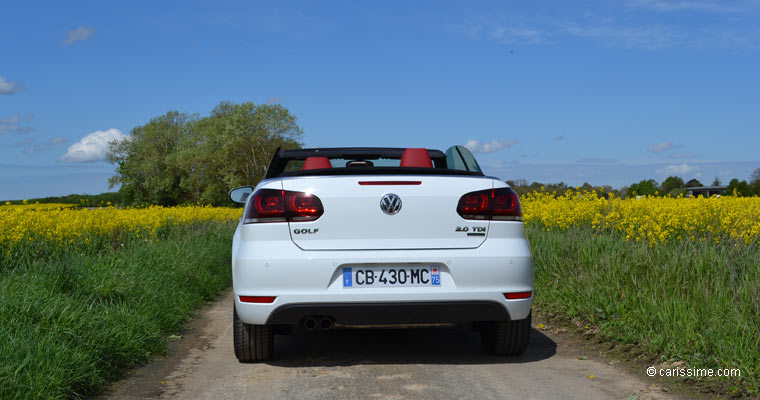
[527, 225, 760, 396]
[0, 222, 235, 400]
[2, 220, 757, 398]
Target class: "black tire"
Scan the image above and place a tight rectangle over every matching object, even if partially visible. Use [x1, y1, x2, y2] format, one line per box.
[480, 312, 532, 356]
[233, 305, 274, 362]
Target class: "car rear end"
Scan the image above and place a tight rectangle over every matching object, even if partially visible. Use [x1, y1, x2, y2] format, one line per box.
[231, 147, 534, 361]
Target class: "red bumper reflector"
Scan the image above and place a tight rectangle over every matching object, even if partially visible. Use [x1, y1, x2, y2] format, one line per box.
[239, 296, 276, 303]
[358, 181, 422, 185]
[504, 291, 532, 300]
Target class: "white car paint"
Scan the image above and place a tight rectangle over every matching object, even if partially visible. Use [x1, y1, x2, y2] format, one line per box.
[232, 174, 534, 325]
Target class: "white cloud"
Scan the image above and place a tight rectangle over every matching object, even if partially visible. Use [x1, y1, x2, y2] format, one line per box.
[628, 0, 741, 13]
[563, 24, 679, 49]
[266, 97, 282, 105]
[656, 163, 699, 175]
[490, 26, 543, 43]
[48, 136, 68, 145]
[464, 139, 518, 153]
[63, 26, 97, 45]
[60, 129, 127, 162]
[0, 113, 32, 135]
[647, 141, 676, 153]
[0, 114, 21, 134]
[458, 23, 543, 44]
[712, 30, 760, 50]
[22, 136, 69, 154]
[13, 137, 35, 148]
[0, 76, 23, 94]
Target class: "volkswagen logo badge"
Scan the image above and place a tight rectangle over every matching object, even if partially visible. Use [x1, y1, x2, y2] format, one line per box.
[380, 193, 402, 215]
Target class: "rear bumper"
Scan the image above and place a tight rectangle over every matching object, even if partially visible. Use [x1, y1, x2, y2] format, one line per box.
[232, 222, 534, 325]
[265, 301, 511, 325]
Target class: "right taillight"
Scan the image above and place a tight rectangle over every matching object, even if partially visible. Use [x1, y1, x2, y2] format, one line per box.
[244, 189, 324, 223]
[457, 187, 522, 221]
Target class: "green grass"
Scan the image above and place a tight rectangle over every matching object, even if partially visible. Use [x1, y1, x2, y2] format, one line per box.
[0, 222, 235, 400]
[528, 225, 760, 395]
[3, 220, 757, 397]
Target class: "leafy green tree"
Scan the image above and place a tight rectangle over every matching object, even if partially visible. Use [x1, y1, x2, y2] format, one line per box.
[628, 179, 658, 197]
[750, 168, 760, 195]
[178, 102, 303, 204]
[660, 176, 684, 196]
[107, 111, 195, 205]
[579, 182, 594, 192]
[508, 179, 529, 187]
[685, 178, 703, 188]
[711, 177, 722, 186]
[726, 178, 753, 197]
[107, 101, 303, 205]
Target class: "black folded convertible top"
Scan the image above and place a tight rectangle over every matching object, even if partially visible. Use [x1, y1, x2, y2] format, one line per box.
[265, 147, 483, 178]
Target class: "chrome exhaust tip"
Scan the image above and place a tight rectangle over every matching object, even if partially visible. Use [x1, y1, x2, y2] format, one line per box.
[303, 316, 318, 330]
[319, 317, 334, 330]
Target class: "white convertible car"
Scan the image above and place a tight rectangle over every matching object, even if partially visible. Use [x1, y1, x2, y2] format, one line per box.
[228, 146, 534, 361]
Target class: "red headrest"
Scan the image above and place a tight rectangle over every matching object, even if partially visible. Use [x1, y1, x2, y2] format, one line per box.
[400, 148, 433, 168]
[303, 157, 332, 170]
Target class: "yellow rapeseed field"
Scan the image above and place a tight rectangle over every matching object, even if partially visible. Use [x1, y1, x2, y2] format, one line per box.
[521, 189, 760, 246]
[4, 192, 760, 248]
[0, 204, 241, 248]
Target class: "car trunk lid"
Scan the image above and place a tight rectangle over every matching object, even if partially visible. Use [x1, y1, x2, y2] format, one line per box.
[282, 175, 492, 250]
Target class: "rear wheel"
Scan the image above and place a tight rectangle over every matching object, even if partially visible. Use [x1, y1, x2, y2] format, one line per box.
[480, 312, 531, 356]
[233, 305, 273, 362]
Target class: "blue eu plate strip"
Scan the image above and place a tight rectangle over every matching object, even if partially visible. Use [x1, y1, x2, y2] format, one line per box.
[343, 267, 352, 287]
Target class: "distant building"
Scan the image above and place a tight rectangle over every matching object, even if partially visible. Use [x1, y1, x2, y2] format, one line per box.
[686, 186, 727, 197]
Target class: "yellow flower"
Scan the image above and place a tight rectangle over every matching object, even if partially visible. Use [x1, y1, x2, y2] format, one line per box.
[521, 189, 760, 247]
[0, 205, 241, 249]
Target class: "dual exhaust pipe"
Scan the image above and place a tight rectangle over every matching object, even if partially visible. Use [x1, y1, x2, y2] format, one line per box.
[303, 316, 334, 331]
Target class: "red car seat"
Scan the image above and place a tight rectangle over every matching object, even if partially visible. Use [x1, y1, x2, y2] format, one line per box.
[400, 148, 433, 168]
[303, 157, 332, 170]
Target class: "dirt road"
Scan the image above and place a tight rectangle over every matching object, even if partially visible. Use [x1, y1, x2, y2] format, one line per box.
[102, 290, 676, 400]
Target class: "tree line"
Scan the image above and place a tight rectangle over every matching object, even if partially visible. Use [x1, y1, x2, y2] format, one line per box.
[506, 180, 614, 197]
[626, 170, 760, 197]
[508, 168, 760, 199]
[106, 101, 303, 206]
[2, 192, 122, 207]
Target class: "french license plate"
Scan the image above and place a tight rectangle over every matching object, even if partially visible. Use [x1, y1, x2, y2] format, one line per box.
[342, 266, 441, 288]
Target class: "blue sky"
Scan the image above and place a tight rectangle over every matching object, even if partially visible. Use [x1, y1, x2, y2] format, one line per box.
[2, 0, 759, 199]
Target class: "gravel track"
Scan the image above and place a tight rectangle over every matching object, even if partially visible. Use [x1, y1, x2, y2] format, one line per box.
[102, 290, 677, 400]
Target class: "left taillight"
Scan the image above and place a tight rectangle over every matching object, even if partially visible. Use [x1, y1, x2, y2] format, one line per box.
[456, 187, 522, 221]
[243, 189, 324, 224]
